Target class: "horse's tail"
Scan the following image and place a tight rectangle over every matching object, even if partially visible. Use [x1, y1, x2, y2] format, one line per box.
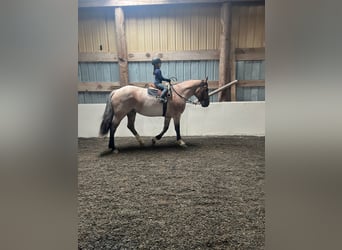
[99, 92, 115, 136]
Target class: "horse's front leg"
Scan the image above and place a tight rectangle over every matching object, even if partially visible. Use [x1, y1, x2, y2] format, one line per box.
[127, 110, 144, 147]
[152, 117, 171, 145]
[173, 115, 187, 148]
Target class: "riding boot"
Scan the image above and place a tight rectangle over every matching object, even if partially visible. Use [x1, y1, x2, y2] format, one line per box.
[160, 89, 168, 103]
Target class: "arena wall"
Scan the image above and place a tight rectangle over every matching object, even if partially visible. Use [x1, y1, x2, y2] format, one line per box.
[78, 102, 265, 137]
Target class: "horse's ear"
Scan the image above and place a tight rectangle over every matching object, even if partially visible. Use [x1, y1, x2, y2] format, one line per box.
[205, 76, 208, 81]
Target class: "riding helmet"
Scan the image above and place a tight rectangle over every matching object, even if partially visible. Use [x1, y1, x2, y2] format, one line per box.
[152, 57, 162, 65]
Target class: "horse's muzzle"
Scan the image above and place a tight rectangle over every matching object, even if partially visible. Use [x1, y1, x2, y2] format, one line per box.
[201, 99, 210, 107]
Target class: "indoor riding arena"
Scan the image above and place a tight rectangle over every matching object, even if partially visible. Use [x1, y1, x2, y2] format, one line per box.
[78, 0, 265, 249]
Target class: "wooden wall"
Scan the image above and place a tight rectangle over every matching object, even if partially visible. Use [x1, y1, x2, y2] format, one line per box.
[125, 5, 221, 52]
[78, 8, 117, 53]
[78, 5, 265, 53]
[78, 3, 265, 103]
[231, 5, 265, 48]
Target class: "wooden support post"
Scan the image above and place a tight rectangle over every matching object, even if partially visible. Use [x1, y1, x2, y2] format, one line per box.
[115, 7, 129, 86]
[218, 2, 231, 102]
[230, 6, 239, 102]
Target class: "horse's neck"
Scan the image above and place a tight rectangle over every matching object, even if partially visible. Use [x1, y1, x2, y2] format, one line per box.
[174, 80, 201, 99]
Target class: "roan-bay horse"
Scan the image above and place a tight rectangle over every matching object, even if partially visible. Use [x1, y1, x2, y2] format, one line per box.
[99, 77, 210, 153]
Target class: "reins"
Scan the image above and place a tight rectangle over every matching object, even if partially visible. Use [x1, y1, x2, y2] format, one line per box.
[171, 84, 199, 105]
[170, 79, 208, 105]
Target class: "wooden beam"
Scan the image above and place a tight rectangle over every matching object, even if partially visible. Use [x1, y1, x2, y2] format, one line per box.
[78, 50, 219, 62]
[78, 82, 121, 92]
[208, 80, 238, 96]
[78, 81, 219, 92]
[79, 0, 264, 8]
[238, 80, 265, 87]
[218, 2, 231, 102]
[115, 7, 129, 86]
[128, 50, 220, 62]
[229, 4, 239, 101]
[235, 47, 265, 60]
[79, 52, 118, 62]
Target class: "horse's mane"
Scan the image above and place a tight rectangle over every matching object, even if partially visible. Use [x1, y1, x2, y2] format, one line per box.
[172, 79, 201, 85]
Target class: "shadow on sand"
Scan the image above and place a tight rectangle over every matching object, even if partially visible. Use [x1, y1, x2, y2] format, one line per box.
[99, 141, 198, 157]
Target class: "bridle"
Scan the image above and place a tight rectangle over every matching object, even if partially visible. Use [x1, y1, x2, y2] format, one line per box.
[170, 79, 208, 105]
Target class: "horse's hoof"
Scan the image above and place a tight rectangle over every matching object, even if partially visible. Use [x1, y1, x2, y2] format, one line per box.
[112, 149, 119, 154]
[135, 135, 144, 147]
[152, 138, 156, 145]
[177, 139, 187, 148]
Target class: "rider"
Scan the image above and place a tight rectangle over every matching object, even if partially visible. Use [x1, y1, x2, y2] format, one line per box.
[152, 57, 171, 103]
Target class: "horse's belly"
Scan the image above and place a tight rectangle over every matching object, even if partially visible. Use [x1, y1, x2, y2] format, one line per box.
[137, 105, 163, 116]
[136, 100, 163, 117]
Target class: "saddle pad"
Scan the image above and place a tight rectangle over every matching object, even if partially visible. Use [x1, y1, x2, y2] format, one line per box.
[147, 88, 159, 97]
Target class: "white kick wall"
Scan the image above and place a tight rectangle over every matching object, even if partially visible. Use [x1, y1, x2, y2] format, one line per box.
[78, 102, 265, 137]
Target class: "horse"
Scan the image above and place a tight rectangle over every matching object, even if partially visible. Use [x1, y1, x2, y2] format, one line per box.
[99, 77, 210, 153]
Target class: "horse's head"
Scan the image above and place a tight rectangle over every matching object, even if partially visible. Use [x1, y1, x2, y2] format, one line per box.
[194, 76, 210, 107]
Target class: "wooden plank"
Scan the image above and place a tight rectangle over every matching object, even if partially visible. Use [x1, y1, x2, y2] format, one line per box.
[238, 6, 248, 48]
[190, 8, 199, 50]
[198, 7, 207, 50]
[136, 15, 146, 51]
[130, 50, 218, 62]
[144, 14, 153, 51]
[230, 5, 239, 101]
[246, 6, 256, 48]
[208, 80, 238, 96]
[79, 0, 264, 8]
[183, 7, 192, 51]
[235, 47, 265, 60]
[79, 52, 118, 62]
[151, 13, 160, 51]
[98, 10, 109, 52]
[167, 7, 176, 51]
[175, 8, 184, 51]
[214, 9, 221, 49]
[114, 7, 129, 85]
[79, 80, 219, 92]
[78, 10, 87, 53]
[218, 2, 231, 101]
[106, 9, 117, 52]
[127, 49, 220, 62]
[238, 79, 264, 87]
[159, 11, 168, 51]
[78, 82, 121, 91]
[90, 10, 101, 52]
[254, 5, 264, 47]
[125, 11, 134, 52]
[206, 6, 216, 50]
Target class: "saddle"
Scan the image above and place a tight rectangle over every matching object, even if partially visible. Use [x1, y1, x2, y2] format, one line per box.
[147, 83, 172, 99]
[146, 83, 171, 117]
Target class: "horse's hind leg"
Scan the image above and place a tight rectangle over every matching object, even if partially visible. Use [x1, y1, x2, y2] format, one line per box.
[109, 114, 124, 153]
[127, 110, 144, 147]
[152, 117, 171, 145]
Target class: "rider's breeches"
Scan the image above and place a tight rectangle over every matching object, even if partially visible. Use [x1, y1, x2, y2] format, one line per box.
[154, 82, 168, 98]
